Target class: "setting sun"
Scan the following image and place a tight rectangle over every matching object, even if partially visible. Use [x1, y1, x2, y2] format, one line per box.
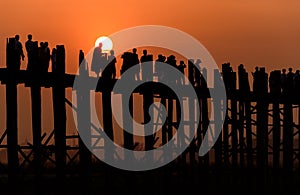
[95, 36, 113, 52]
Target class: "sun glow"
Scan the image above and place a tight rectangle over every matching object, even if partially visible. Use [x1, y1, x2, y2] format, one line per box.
[95, 36, 113, 52]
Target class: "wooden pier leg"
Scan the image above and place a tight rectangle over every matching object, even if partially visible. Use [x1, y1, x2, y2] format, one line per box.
[6, 37, 19, 192]
[223, 108, 229, 166]
[282, 101, 293, 193]
[201, 97, 210, 168]
[238, 101, 245, 168]
[231, 98, 238, 169]
[102, 89, 114, 160]
[283, 102, 293, 173]
[52, 45, 66, 191]
[272, 101, 280, 171]
[299, 105, 300, 172]
[6, 72, 19, 189]
[213, 70, 223, 170]
[256, 98, 269, 191]
[144, 91, 154, 151]
[188, 97, 196, 170]
[161, 97, 167, 145]
[245, 100, 253, 168]
[77, 50, 91, 193]
[30, 79, 42, 185]
[123, 94, 134, 150]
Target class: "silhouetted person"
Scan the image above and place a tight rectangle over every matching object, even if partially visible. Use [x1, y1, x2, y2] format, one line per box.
[164, 55, 177, 84]
[14, 34, 25, 70]
[51, 48, 57, 73]
[120, 52, 132, 75]
[255, 67, 268, 95]
[25, 34, 35, 70]
[91, 43, 106, 77]
[281, 68, 287, 95]
[41, 42, 50, 73]
[132, 48, 140, 80]
[38, 42, 45, 72]
[285, 68, 294, 100]
[140, 49, 153, 81]
[238, 64, 250, 97]
[294, 70, 300, 102]
[194, 59, 201, 87]
[155, 54, 166, 82]
[222, 63, 234, 91]
[252, 66, 259, 95]
[269, 70, 281, 98]
[177, 60, 186, 85]
[102, 50, 116, 79]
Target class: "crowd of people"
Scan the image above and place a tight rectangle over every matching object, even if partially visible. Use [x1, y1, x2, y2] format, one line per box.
[12, 34, 300, 98]
[11, 34, 53, 73]
[92, 46, 188, 84]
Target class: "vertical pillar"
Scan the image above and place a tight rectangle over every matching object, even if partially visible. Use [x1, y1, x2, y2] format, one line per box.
[6, 37, 19, 188]
[52, 45, 66, 181]
[77, 50, 92, 192]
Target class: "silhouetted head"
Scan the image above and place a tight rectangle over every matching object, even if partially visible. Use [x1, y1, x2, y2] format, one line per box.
[143, 49, 147, 55]
[15, 35, 20, 41]
[282, 68, 286, 73]
[110, 50, 114, 55]
[133, 48, 137, 54]
[180, 60, 184, 65]
[255, 66, 259, 71]
[296, 70, 300, 74]
[44, 42, 48, 47]
[195, 59, 201, 64]
[98, 42, 102, 49]
[52, 48, 57, 54]
[288, 67, 293, 72]
[40, 42, 44, 47]
[27, 34, 32, 40]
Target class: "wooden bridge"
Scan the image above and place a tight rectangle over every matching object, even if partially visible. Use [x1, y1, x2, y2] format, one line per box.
[1, 37, 300, 194]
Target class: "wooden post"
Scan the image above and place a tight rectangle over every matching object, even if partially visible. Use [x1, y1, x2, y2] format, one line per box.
[283, 102, 293, 172]
[201, 95, 210, 167]
[231, 73, 238, 168]
[272, 101, 280, 170]
[102, 83, 114, 160]
[31, 78, 42, 175]
[188, 59, 194, 86]
[123, 95, 134, 150]
[77, 50, 91, 192]
[255, 69, 269, 190]
[298, 104, 300, 173]
[213, 69, 222, 169]
[188, 96, 196, 169]
[52, 45, 66, 182]
[161, 96, 167, 145]
[30, 42, 42, 177]
[144, 89, 154, 151]
[6, 37, 19, 188]
[269, 70, 281, 170]
[245, 100, 253, 168]
[167, 98, 173, 142]
[223, 107, 229, 166]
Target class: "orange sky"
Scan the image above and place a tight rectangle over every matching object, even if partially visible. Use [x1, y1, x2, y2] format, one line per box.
[0, 0, 300, 145]
[1, 0, 300, 72]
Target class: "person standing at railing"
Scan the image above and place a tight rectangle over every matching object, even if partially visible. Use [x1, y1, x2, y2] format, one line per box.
[14, 34, 25, 70]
